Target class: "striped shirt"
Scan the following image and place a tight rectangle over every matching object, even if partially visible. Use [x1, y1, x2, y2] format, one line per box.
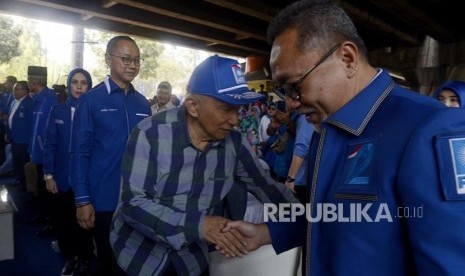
[110, 107, 298, 276]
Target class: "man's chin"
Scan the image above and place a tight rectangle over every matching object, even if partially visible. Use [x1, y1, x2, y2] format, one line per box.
[215, 129, 232, 140]
[123, 74, 137, 83]
[305, 112, 316, 123]
[303, 110, 324, 125]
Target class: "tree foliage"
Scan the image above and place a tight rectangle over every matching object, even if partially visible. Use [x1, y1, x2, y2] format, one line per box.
[84, 30, 198, 98]
[0, 18, 43, 81]
[84, 30, 112, 82]
[0, 16, 22, 64]
[84, 31, 164, 89]
[137, 38, 162, 80]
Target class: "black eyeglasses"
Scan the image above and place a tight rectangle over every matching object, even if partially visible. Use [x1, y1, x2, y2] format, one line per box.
[273, 44, 340, 101]
[108, 53, 143, 66]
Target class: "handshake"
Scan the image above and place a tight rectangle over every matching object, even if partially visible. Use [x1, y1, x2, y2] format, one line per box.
[203, 216, 271, 258]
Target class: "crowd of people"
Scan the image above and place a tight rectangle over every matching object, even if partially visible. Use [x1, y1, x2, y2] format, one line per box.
[2, 1, 465, 276]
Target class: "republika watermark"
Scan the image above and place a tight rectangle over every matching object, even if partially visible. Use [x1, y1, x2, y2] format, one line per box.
[263, 203, 423, 222]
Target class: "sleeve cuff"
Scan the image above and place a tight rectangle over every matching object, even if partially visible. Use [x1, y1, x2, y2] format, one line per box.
[73, 183, 90, 205]
[185, 211, 206, 244]
[267, 220, 305, 254]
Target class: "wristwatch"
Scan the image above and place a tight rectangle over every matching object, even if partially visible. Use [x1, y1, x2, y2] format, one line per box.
[43, 174, 54, 181]
[286, 176, 295, 183]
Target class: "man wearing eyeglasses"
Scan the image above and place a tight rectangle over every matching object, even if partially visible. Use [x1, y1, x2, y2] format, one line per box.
[221, 1, 465, 275]
[70, 35, 151, 275]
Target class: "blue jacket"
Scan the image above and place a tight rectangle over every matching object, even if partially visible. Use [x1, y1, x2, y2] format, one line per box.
[70, 76, 151, 211]
[269, 69, 465, 275]
[43, 97, 78, 192]
[43, 68, 93, 193]
[30, 86, 58, 164]
[8, 95, 33, 144]
[0, 90, 14, 118]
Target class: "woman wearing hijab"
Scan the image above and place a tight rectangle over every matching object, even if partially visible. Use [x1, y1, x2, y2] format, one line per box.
[43, 68, 94, 276]
[433, 80, 465, 107]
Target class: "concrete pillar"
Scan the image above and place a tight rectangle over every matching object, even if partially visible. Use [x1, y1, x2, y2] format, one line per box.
[416, 37, 465, 95]
[71, 26, 84, 68]
[416, 36, 440, 95]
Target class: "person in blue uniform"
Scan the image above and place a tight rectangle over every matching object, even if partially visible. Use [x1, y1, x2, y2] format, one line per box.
[432, 80, 465, 108]
[284, 113, 314, 204]
[69, 36, 151, 275]
[221, 1, 465, 275]
[43, 68, 94, 276]
[28, 65, 58, 232]
[7, 80, 33, 188]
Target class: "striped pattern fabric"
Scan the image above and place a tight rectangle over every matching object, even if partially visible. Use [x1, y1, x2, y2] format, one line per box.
[110, 107, 297, 275]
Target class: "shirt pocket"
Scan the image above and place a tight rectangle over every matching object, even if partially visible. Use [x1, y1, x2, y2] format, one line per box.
[155, 167, 191, 198]
[334, 138, 379, 201]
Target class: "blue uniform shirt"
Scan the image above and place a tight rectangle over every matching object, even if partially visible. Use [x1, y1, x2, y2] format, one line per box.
[8, 95, 33, 144]
[294, 114, 314, 186]
[70, 76, 151, 211]
[30, 86, 58, 164]
[43, 97, 78, 192]
[0, 90, 14, 118]
[269, 69, 465, 275]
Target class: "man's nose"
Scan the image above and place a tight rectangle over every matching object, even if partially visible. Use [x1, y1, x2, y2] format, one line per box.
[228, 113, 239, 126]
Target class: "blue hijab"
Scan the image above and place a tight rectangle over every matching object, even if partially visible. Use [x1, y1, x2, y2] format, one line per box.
[433, 80, 465, 107]
[66, 68, 93, 107]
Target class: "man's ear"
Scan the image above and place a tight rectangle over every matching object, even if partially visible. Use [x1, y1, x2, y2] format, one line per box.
[105, 53, 111, 67]
[184, 96, 200, 117]
[339, 41, 359, 79]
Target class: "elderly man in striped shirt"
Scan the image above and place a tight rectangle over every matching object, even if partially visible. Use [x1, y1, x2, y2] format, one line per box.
[110, 55, 298, 276]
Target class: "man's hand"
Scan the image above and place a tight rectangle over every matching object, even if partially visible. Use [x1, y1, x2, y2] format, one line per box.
[219, 221, 271, 257]
[285, 181, 296, 193]
[274, 110, 291, 124]
[203, 215, 248, 258]
[46, 179, 59, 194]
[76, 204, 95, 229]
[269, 117, 281, 129]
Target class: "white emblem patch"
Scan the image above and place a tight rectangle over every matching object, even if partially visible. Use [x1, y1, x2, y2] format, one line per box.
[449, 138, 465, 194]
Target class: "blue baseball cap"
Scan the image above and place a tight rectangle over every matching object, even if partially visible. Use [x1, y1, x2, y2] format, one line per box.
[187, 55, 265, 105]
